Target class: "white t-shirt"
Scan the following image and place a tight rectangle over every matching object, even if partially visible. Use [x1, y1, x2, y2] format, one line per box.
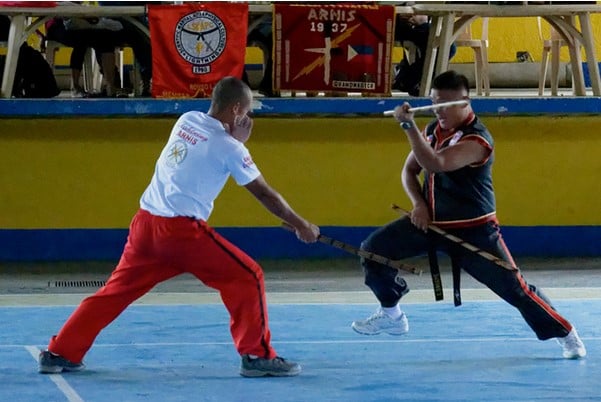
[140, 111, 261, 221]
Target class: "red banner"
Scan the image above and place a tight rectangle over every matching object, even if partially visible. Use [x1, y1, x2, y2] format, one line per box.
[274, 4, 394, 95]
[148, 3, 248, 98]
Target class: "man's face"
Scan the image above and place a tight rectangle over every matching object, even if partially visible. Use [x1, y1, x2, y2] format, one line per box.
[235, 94, 252, 118]
[230, 90, 252, 124]
[228, 91, 254, 143]
[430, 88, 469, 130]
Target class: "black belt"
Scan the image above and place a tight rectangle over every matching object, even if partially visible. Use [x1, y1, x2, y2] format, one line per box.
[427, 240, 462, 306]
[427, 243, 444, 302]
[451, 256, 462, 306]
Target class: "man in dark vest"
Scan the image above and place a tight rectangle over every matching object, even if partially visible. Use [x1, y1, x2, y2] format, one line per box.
[352, 70, 586, 360]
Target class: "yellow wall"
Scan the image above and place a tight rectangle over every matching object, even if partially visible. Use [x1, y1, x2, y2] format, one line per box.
[1, 116, 600, 230]
[452, 15, 601, 63]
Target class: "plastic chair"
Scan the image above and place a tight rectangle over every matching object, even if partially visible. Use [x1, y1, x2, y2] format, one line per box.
[454, 17, 490, 96]
[537, 17, 568, 96]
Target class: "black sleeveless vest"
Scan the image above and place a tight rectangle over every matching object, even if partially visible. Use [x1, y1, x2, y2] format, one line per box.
[422, 114, 496, 229]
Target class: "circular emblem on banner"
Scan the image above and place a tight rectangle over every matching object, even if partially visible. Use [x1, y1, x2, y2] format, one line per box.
[174, 11, 227, 65]
[165, 140, 188, 167]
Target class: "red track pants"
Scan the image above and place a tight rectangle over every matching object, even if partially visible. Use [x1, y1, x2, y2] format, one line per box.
[48, 209, 277, 363]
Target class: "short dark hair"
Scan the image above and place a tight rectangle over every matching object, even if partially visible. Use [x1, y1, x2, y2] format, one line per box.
[432, 70, 469, 92]
[211, 76, 251, 112]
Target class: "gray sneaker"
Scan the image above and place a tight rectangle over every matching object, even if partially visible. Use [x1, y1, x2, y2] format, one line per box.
[352, 308, 409, 336]
[38, 351, 85, 374]
[240, 355, 301, 377]
[557, 328, 587, 359]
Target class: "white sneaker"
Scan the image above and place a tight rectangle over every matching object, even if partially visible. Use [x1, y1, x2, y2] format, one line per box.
[351, 308, 409, 336]
[557, 328, 587, 359]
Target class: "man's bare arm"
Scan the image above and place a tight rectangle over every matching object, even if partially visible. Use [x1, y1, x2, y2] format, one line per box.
[245, 175, 319, 243]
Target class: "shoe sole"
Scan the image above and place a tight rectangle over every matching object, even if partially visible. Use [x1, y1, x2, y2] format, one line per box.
[39, 365, 64, 374]
[39, 364, 85, 374]
[563, 351, 586, 359]
[351, 323, 408, 336]
[240, 368, 301, 378]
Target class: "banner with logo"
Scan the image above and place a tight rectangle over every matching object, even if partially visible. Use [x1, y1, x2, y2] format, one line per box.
[273, 4, 394, 95]
[148, 3, 248, 98]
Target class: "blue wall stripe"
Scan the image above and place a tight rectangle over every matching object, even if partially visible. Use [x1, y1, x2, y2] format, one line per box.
[1, 97, 600, 117]
[0, 226, 599, 262]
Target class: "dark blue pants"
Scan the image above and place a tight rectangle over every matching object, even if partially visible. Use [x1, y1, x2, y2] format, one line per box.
[360, 217, 573, 340]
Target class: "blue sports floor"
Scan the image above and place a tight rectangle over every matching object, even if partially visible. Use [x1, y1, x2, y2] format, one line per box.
[1, 300, 599, 402]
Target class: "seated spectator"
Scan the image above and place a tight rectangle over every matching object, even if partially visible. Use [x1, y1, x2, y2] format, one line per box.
[243, 14, 276, 97]
[393, 13, 457, 96]
[99, 1, 153, 96]
[0, 15, 60, 98]
[45, 16, 124, 97]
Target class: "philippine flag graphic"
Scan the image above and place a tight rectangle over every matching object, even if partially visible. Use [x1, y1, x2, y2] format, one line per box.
[347, 44, 375, 63]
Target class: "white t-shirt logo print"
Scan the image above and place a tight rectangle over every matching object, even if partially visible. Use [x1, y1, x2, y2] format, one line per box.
[165, 140, 188, 167]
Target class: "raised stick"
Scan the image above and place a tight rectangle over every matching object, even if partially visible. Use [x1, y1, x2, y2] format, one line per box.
[383, 100, 469, 116]
[391, 204, 518, 272]
[281, 223, 422, 276]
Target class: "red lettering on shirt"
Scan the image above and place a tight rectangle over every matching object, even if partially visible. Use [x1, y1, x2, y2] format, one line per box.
[180, 123, 208, 142]
[177, 130, 197, 145]
[242, 155, 255, 168]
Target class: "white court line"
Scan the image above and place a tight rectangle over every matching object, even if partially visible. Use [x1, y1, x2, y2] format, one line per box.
[1, 287, 600, 307]
[7, 336, 600, 349]
[24, 346, 84, 402]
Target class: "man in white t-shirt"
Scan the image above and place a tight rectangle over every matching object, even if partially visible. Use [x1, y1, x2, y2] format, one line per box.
[39, 77, 320, 378]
